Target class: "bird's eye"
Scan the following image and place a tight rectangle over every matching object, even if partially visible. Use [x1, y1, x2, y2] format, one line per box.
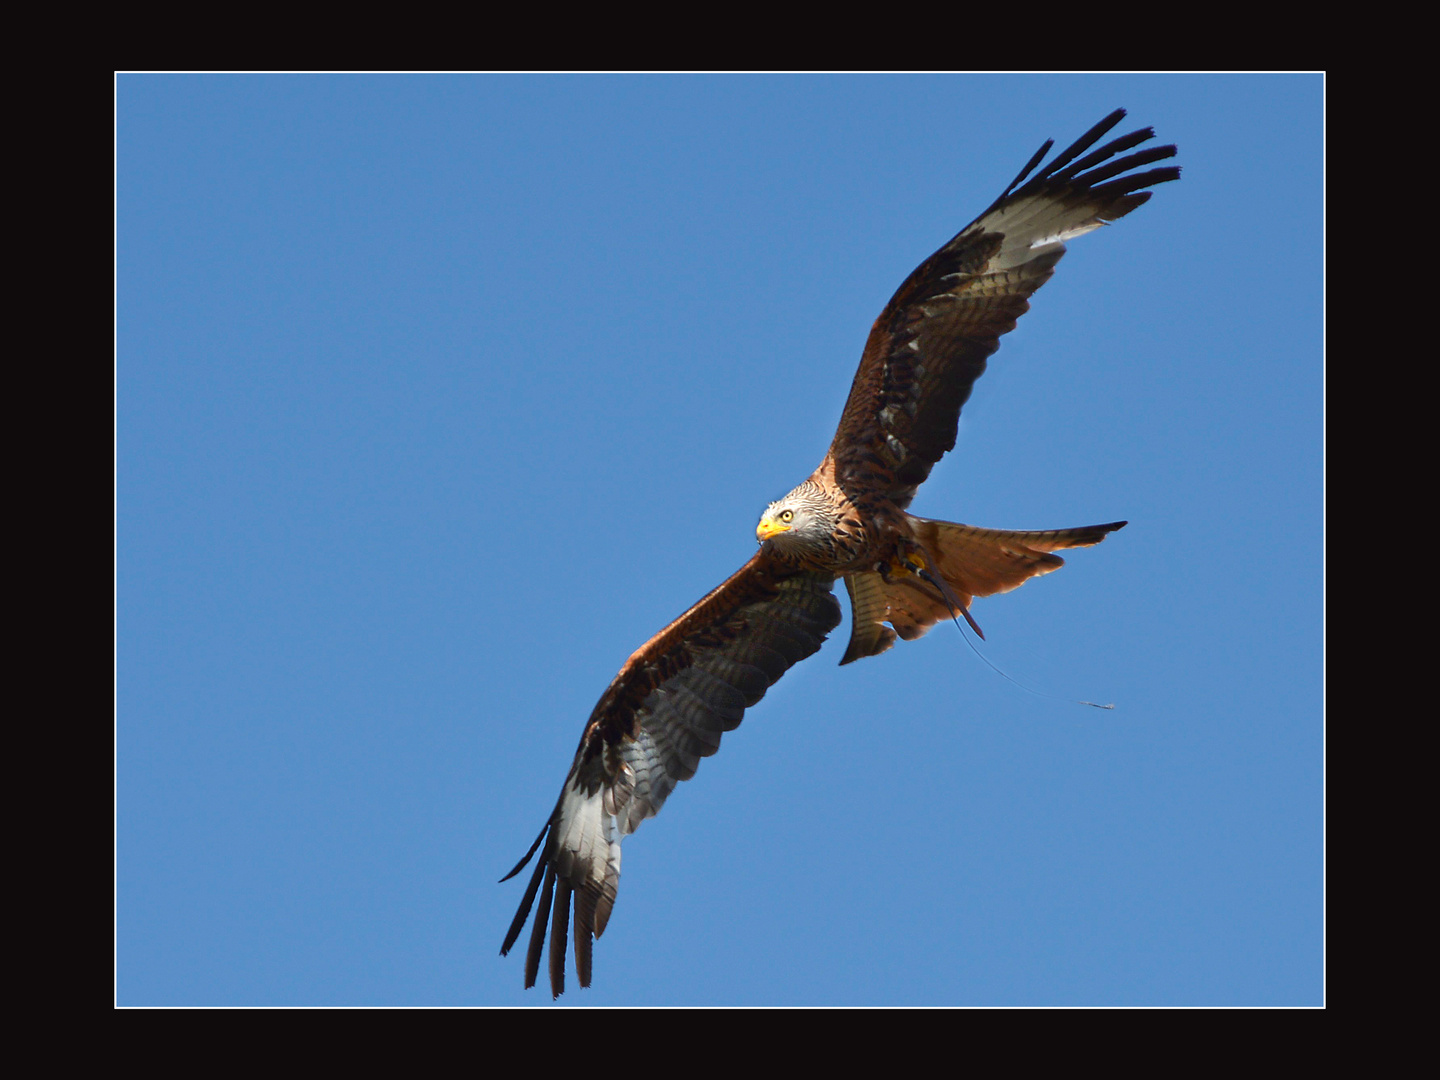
[780, 509, 794, 522]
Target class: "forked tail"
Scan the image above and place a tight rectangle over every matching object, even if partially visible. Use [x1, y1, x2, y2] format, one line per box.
[840, 517, 1126, 664]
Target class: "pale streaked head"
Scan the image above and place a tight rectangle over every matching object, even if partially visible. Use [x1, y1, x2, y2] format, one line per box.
[755, 481, 838, 555]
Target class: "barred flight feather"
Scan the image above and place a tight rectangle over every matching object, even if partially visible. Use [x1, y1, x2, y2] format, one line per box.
[501, 558, 840, 997]
[832, 110, 1177, 508]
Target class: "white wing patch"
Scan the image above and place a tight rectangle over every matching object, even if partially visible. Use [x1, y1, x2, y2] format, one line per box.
[968, 188, 1119, 273]
[551, 773, 623, 937]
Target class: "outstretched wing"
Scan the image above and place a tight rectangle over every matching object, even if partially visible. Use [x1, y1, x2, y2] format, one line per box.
[500, 552, 841, 997]
[830, 109, 1179, 508]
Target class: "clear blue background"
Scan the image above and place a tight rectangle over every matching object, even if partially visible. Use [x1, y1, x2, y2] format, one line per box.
[117, 75, 1322, 1006]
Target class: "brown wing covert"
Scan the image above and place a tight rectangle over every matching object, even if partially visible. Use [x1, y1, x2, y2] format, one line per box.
[500, 555, 840, 997]
[831, 109, 1179, 507]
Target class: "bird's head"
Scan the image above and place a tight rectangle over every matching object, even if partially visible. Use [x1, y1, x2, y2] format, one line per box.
[756, 482, 836, 554]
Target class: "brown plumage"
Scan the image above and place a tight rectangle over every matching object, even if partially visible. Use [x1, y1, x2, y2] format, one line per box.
[501, 109, 1179, 996]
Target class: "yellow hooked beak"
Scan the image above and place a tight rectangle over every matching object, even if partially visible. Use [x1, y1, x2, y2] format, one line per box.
[756, 518, 791, 542]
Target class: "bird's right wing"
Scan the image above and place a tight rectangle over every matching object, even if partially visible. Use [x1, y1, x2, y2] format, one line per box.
[829, 109, 1179, 508]
[500, 550, 841, 997]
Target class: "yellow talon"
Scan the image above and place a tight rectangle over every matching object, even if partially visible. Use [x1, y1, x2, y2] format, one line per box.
[885, 553, 927, 578]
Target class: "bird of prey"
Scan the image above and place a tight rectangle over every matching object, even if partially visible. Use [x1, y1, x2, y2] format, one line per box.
[501, 110, 1179, 997]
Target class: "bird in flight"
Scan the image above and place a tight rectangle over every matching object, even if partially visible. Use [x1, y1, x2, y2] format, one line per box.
[501, 109, 1179, 997]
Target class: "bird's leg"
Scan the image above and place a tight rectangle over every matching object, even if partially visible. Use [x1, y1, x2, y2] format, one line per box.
[890, 542, 986, 640]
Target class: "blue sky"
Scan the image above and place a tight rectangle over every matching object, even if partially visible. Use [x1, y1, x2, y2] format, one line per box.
[117, 74, 1322, 1006]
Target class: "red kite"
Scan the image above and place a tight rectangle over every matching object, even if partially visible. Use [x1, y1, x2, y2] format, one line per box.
[502, 110, 1179, 996]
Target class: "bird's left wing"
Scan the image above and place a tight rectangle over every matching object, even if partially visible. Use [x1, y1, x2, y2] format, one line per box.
[829, 109, 1179, 507]
[500, 551, 841, 997]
